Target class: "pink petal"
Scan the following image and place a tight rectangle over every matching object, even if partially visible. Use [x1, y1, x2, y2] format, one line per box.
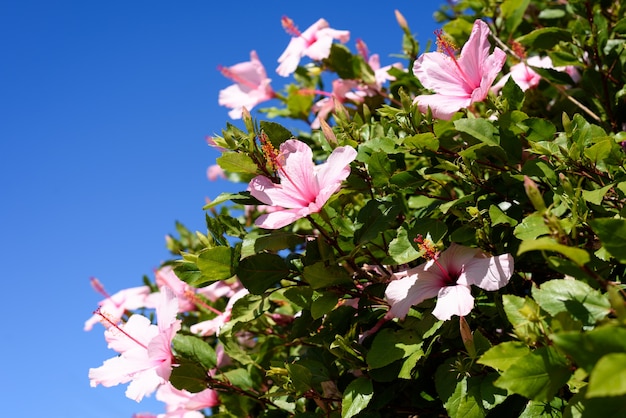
[432, 284, 475, 321]
[413, 52, 470, 96]
[254, 207, 309, 229]
[414, 93, 471, 120]
[462, 253, 513, 291]
[457, 20, 493, 87]
[385, 267, 445, 319]
[248, 176, 309, 208]
[315, 145, 357, 189]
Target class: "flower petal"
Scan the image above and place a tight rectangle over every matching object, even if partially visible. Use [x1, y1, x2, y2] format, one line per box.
[385, 267, 444, 319]
[462, 253, 513, 291]
[432, 284, 474, 321]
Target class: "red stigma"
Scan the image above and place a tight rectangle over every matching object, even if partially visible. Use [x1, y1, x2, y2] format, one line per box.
[94, 307, 148, 350]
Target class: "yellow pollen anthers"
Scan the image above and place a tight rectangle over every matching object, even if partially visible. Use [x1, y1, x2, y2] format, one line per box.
[435, 29, 458, 58]
[95, 308, 117, 329]
[259, 132, 283, 174]
[414, 235, 440, 260]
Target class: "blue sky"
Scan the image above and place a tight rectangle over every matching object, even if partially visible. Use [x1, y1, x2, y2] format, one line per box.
[0, 1, 441, 416]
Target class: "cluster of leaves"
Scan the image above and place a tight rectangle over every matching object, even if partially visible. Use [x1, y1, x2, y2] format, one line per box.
[102, 0, 626, 417]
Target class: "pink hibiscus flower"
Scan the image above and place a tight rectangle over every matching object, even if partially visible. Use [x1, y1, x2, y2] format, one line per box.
[190, 287, 249, 336]
[413, 19, 506, 120]
[89, 286, 181, 402]
[84, 278, 152, 331]
[385, 243, 513, 321]
[277, 17, 350, 77]
[156, 382, 219, 418]
[491, 55, 581, 93]
[218, 50, 275, 119]
[247, 139, 357, 229]
[310, 79, 366, 128]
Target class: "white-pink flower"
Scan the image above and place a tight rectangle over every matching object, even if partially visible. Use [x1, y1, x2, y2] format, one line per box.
[413, 19, 506, 120]
[218, 50, 274, 119]
[277, 17, 350, 77]
[84, 278, 152, 331]
[89, 286, 181, 402]
[491, 55, 581, 93]
[385, 243, 513, 321]
[248, 139, 357, 229]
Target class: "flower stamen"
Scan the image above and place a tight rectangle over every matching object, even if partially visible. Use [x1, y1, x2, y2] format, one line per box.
[94, 307, 148, 350]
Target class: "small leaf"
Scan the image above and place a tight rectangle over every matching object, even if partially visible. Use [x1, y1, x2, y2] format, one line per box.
[216, 152, 258, 174]
[587, 353, 626, 398]
[489, 204, 518, 226]
[516, 27, 572, 50]
[589, 218, 626, 263]
[342, 377, 374, 418]
[454, 118, 499, 146]
[172, 334, 217, 371]
[517, 237, 590, 266]
[237, 253, 290, 294]
[195, 246, 234, 286]
[479, 341, 531, 372]
[302, 261, 352, 290]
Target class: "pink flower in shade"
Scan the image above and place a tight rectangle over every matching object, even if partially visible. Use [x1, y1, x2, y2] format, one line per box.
[355, 39, 403, 92]
[84, 278, 152, 331]
[413, 19, 506, 120]
[155, 382, 219, 418]
[206, 164, 225, 181]
[218, 50, 275, 119]
[89, 287, 181, 402]
[310, 79, 366, 129]
[491, 55, 581, 93]
[247, 139, 357, 229]
[385, 243, 513, 321]
[277, 17, 350, 77]
[190, 287, 249, 336]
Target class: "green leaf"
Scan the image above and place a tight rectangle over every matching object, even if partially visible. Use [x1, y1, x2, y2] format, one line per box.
[516, 27, 572, 50]
[367, 151, 395, 187]
[196, 246, 234, 285]
[479, 341, 531, 372]
[302, 261, 353, 290]
[172, 334, 217, 371]
[517, 237, 590, 266]
[501, 0, 531, 33]
[286, 363, 313, 395]
[236, 253, 290, 294]
[366, 328, 423, 369]
[587, 353, 626, 397]
[169, 360, 208, 393]
[341, 377, 374, 418]
[532, 279, 610, 326]
[489, 204, 518, 226]
[354, 198, 402, 244]
[311, 291, 339, 319]
[551, 327, 626, 372]
[589, 218, 626, 263]
[494, 346, 571, 402]
[582, 184, 613, 206]
[221, 368, 254, 390]
[454, 118, 499, 146]
[389, 225, 421, 264]
[513, 213, 550, 240]
[216, 152, 258, 174]
[260, 121, 292, 146]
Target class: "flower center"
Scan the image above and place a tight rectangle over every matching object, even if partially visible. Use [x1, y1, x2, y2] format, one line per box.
[435, 29, 474, 89]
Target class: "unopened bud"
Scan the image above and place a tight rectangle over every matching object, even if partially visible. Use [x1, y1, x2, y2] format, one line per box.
[395, 10, 409, 31]
[524, 175, 547, 213]
[319, 118, 337, 145]
[459, 316, 476, 358]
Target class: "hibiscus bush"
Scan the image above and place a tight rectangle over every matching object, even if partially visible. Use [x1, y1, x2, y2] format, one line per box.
[88, 0, 626, 417]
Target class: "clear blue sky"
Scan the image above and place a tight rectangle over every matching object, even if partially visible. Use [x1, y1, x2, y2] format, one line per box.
[0, 1, 441, 416]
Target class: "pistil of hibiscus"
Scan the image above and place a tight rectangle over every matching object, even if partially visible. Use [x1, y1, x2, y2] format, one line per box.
[356, 39, 369, 61]
[182, 289, 223, 316]
[90, 277, 121, 307]
[94, 307, 148, 350]
[259, 132, 283, 174]
[414, 235, 453, 283]
[435, 29, 473, 89]
[281, 16, 301, 37]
